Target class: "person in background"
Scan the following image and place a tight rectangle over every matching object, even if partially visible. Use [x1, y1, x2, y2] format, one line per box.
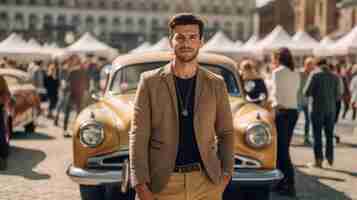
[270, 48, 301, 197]
[44, 62, 60, 119]
[239, 59, 269, 106]
[297, 57, 316, 145]
[341, 65, 352, 119]
[62, 55, 90, 137]
[54, 59, 70, 127]
[0, 75, 11, 170]
[350, 65, 357, 121]
[329, 64, 345, 143]
[304, 59, 341, 168]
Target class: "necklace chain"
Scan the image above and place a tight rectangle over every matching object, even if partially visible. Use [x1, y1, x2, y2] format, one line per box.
[175, 77, 194, 117]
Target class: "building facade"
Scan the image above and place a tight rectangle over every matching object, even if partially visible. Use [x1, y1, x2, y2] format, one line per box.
[0, 0, 255, 52]
[255, 0, 295, 37]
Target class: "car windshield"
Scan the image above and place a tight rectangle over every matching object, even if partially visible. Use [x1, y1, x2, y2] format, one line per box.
[109, 62, 240, 96]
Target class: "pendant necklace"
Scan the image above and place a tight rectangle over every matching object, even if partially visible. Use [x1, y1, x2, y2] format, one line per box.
[176, 77, 194, 117]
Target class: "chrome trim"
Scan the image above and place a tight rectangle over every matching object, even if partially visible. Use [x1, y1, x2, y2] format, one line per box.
[245, 122, 272, 149]
[79, 120, 105, 148]
[66, 164, 122, 186]
[234, 155, 261, 169]
[232, 169, 284, 182]
[87, 150, 129, 168]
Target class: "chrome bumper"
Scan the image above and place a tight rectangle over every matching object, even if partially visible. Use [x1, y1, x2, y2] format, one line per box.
[67, 164, 283, 187]
[66, 164, 122, 186]
[232, 168, 284, 187]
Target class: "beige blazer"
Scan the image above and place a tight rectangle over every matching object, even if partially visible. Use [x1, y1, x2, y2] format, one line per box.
[129, 64, 234, 193]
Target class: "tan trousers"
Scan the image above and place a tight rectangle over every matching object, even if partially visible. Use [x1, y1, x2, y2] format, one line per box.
[152, 171, 225, 200]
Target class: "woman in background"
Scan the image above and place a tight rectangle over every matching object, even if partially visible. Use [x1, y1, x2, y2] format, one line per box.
[270, 48, 301, 197]
[44, 62, 59, 119]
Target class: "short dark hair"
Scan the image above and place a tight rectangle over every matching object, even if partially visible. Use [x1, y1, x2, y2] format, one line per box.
[168, 13, 205, 39]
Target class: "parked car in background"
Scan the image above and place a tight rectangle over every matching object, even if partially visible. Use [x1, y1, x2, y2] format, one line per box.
[0, 68, 41, 137]
[67, 52, 283, 200]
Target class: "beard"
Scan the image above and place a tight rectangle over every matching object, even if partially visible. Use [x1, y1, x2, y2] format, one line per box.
[174, 48, 199, 63]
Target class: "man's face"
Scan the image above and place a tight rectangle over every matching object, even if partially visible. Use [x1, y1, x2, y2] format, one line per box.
[170, 24, 203, 63]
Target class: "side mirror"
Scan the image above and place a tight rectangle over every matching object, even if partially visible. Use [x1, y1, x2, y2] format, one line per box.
[91, 92, 103, 102]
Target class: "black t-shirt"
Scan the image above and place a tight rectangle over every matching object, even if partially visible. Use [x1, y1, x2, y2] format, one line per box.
[174, 75, 203, 166]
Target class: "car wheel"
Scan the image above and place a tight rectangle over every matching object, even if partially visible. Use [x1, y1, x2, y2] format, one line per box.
[80, 185, 106, 200]
[241, 186, 272, 200]
[80, 184, 135, 200]
[24, 122, 36, 133]
[223, 182, 272, 200]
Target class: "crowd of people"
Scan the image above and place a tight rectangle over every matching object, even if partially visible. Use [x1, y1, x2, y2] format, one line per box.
[0, 54, 110, 137]
[238, 48, 357, 197]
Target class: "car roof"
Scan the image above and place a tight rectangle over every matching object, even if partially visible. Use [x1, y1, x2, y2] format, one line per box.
[112, 51, 238, 73]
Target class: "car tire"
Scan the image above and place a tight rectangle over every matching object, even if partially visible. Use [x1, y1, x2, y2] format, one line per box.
[80, 184, 135, 200]
[223, 182, 272, 200]
[24, 122, 35, 133]
[80, 185, 106, 200]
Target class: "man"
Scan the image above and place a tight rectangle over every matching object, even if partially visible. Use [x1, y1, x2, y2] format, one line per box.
[304, 59, 341, 167]
[62, 55, 90, 137]
[130, 13, 234, 200]
[0, 75, 10, 170]
[297, 57, 315, 145]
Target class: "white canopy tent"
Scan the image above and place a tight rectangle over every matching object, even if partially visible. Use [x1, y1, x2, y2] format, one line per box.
[313, 36, 335, 57]
[201, 31, 236, 52]
[129, 42, 152, 53]
[63, 32, 119, 60]
[328, 26, 357, 56]
[254, 25, 292, 58]
[0, 33, 51, 61]
[239, 34, 259, 57]
[146, 37, 172, 52]
[289, 31, 319, 56]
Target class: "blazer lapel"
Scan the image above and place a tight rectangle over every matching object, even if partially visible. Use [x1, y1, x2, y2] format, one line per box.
[160, 64, 179, 121]
[194, 67, 205, 114]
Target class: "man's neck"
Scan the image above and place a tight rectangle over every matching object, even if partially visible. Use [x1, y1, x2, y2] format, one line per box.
[172, 59, 198, 79]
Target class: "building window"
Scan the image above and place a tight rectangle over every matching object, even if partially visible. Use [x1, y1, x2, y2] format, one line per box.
[29, 0, 37, 5]
[162, 3, 169, 11]
[112, 17, 120, 31]
[14, 13, 25, 30]
[99, 16, 107, 29]
[0, 0, 8, 4]
[29, 14, 39, 30]
[43, 14, 53, 30]
[126, 2, 133, 10]
[99, 1, 106, 9]
[85, 16, 95, 31]
[236, 22, 244, 39]
[87, 1, 93, 9]
[201, 6, 207, 13]
[125, 17, 134, 32]
[213, 5, 220, 14]
[71, 15, 80, 27]
[15, 0, 23, 5]
[138, 18, 146, 32]
[57, 15, 66, 26]
[112, 1, 119, 9]
[58, 0, 65, 7]
[44, 0, 51, 6]
[236, 7, 243, 15]
[224, 6, 232, 14]
[0, 12, 9, 30]
[152, 2, 159, 11]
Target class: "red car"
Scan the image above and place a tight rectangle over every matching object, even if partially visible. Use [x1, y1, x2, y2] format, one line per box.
[0, 68, 41, 149]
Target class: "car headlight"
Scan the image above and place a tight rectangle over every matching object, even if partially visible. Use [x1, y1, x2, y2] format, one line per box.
[79, 121, 105, 148]
[245, 123, 272, 149]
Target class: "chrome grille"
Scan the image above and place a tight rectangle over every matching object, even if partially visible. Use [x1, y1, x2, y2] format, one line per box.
[234, 155, 261, 169]
[87, 150, 129, 169]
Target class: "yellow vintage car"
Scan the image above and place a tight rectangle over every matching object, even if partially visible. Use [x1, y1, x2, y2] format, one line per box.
[67, 52, 283, 200]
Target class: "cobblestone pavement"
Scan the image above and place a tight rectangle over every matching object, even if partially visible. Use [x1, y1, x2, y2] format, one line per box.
[0, 113, 356, 200]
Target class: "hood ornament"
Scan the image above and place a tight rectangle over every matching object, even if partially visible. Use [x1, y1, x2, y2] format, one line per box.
[256, 113, 261, 120]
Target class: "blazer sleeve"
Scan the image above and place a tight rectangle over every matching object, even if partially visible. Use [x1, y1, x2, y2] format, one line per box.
[215, 79, 235, 175]
[305, 74, 316, 97]
[129, 74, 152, 187]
